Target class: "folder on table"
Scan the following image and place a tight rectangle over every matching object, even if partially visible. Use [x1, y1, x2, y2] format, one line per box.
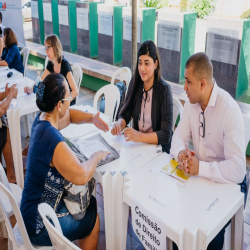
[160, 159, 190, 183]
[64, 133, 119, 167]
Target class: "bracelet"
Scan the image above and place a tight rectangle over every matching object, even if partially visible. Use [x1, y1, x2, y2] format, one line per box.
[33, 85, 38, 94]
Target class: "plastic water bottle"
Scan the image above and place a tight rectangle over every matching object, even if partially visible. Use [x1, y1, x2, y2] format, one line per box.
[35, 71, 41, 86]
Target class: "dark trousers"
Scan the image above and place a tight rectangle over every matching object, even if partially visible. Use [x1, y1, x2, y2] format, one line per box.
[173, 176, 247, 250]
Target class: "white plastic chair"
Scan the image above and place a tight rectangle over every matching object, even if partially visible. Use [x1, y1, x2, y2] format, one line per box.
[38, 203, 80, 250]
[0, 163, 22, 239]
[0, 182, 53, 250]
[224, 114, 250, 250]
[44, 56, 49, 69]
[20, 47, 29, 77]
[243, 114, 250, 201]
[71, 64, 83, 105]
[110, 67, 131, 97]
[93, 84, 120, 122]
[172, 97, 183, 131]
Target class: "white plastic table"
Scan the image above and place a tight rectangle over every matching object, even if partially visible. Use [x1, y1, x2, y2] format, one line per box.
[61, 126, 162, 250]
[0, 68, 23, 84]
[117, 153, 244, 250]
[6, 77, 37, 189]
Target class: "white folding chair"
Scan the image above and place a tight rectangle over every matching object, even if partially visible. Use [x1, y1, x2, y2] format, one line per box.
[38, 203, 80, 250]
[0, 182, 53, 250]
[0, 163, 22, 239]
[20, 47, 29, 77]
[110, 67, 131, 97]
[44, 56, 49, 69]
[172, 97, 183, 131]
[93, 84, 120, 122]
[243, 114, 250, 200]
[71, 64, 83, 105]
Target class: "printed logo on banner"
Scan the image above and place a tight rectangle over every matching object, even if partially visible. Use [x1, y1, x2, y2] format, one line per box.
[132, 199, 167, 250]
[0, 2, 6, 9]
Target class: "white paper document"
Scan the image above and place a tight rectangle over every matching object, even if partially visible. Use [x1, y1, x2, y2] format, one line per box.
[78, 139, 110, 158]
[206, 28, 239, 65]
[157, 21, 181, 52]
[98, 11, 112, 36]
[123, 16, 141, 43]
[77, 8, 89, 30]
[131, 198, 167, 250]
[31, 1, 39, 18]
[58, 5, 69, 26]
[43, 3, 52, 22]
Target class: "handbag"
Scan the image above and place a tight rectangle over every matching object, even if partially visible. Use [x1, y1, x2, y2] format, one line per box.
[62, 178, 95, 220]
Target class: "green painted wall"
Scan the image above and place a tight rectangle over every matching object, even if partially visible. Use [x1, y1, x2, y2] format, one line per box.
[236, 20, 250, 99]
[113, 6, 125, 66]
[89, 2, 101, 58]
[142, 8, 155, 42]
[180, 12, 197, 85]
[81, 74, 109, 91]
[69, 0, 78, 53]
[52, 0, 60, 37]
[28, 54, 45, 70]
[38, 0, 45, 44]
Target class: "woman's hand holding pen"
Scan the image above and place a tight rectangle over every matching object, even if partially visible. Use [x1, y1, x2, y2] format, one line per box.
[111, 122, 121, 135]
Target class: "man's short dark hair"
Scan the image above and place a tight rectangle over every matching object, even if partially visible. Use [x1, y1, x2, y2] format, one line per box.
[0, 12, 3, 23]
[185, 52, 213, 80]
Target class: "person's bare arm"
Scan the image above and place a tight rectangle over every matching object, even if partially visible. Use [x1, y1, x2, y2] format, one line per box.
[66, 71, 78, 100]
[52, 141, 110, 185]
[58, 108, 109, 132]
[0, 84, 17, 116]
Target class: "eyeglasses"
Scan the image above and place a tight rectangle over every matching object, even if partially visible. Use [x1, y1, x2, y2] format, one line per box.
[45, 45, 53, 51]
[199, 112, 205, 138]
[61, 94, 72, 103]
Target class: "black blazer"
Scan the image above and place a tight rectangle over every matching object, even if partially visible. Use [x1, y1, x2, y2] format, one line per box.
[119, 77, 173, 153]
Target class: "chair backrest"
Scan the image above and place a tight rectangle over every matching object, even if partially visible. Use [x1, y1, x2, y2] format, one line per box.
[45, 56, 49, 69]
[0, 163, 11, 191]
[71, 64, 83, 104]
[243, 114, 250, 151]
[20, 47, 29, 77]
[38, 203, 80, 250]
[0, 182, 34, 249]
[172, 97, 183, 131]
[93, 84, 120, 122]
[110, 67, 131, 97]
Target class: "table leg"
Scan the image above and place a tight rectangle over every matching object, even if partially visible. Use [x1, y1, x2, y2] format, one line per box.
[231, 205, 244, 250]
[103, 171, 115, 250]
[13, 110, 24, 189]
[7, 109, 21, 189]
[113, 172, 129, 250]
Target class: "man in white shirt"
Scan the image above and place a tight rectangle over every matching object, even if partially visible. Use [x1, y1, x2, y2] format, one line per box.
[170, 52, 246, 250]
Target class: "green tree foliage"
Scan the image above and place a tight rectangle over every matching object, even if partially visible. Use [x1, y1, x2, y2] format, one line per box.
[144, 0, 168, 9]
[191, 0, 216, 19]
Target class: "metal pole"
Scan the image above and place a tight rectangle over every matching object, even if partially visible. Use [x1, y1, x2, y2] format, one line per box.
[131, 0, 137, 73]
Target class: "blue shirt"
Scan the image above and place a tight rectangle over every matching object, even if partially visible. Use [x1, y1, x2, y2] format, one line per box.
[1, 45, 24, 74]
[21, 113, 65, 237]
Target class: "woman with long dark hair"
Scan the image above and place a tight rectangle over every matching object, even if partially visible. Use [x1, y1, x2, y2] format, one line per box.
[111, 40, 173, 153]
[0, 27, 24, 73]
